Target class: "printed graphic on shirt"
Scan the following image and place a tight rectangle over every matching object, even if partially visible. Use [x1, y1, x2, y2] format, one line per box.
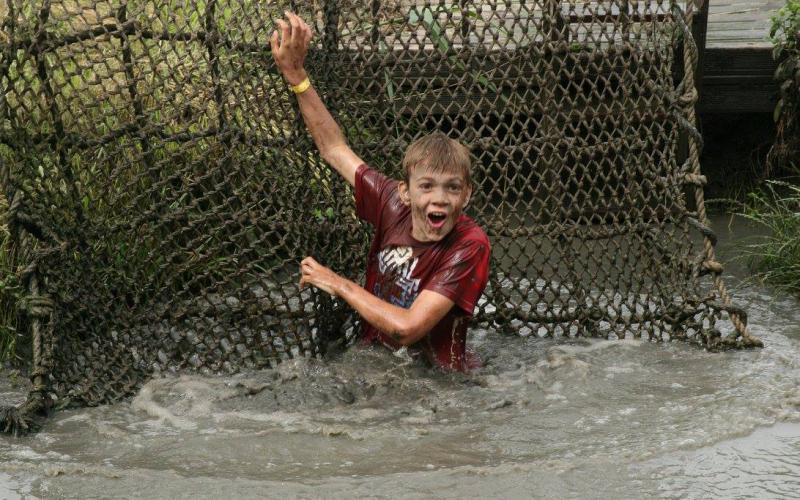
[374, 246, 420, 309]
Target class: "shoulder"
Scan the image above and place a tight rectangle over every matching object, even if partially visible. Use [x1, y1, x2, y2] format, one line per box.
[434, 215, 490, 265]
[355, 165, 404, 227]
[357, 164, 398, 195]
[450, 215, 490, 249]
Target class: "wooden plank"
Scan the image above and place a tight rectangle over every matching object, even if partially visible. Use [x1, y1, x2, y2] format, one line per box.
[692, 0, 710, 96]
[698, 82, 776, 112]
[709, 21, 774, 30]
[698, 47, 777, 112]
[706, 36, 771, 48]
[710, 13, 770, 23]
[706, 0, 782, 48]
[703, 47, 776, 76]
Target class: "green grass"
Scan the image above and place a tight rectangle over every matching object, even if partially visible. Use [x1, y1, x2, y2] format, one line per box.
[0, 190, 22, 364]
[737, 180, 800, 296]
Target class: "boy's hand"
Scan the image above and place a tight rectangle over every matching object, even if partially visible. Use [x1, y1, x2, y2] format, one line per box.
[270, 11, 313, 85]
[299, 256, 342, 297]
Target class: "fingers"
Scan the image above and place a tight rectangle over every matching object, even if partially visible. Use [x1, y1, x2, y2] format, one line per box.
[276, 18, 290, 47]
[287, 12, 305, 30]
[287, 12, 301, 46]
[298, 257, 338, 297]
[299, 257, 313, 287]
[286, 11, 312, 47]
[270, 29, 278, 52]
[300, 257, 316, 287]
[298, 263, 316, 291]
[274, 12, 313, 53]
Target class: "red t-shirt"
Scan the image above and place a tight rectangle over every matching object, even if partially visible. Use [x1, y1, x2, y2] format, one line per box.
[354, 165, 491, 371]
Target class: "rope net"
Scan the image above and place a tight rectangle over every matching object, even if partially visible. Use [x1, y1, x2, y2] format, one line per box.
[0, 0, 759, 433]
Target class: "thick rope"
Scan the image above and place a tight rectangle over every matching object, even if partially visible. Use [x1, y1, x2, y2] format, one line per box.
[675, 1, 759, 347]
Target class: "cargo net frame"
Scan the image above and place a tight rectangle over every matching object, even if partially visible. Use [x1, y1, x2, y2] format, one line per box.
[0, 0, 760, 434]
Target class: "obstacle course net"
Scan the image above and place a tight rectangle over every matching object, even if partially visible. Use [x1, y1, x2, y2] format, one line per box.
[0, 0, 758, 433]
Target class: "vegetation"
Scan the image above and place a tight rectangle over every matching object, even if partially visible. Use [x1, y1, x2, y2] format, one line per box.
[0, 188, 22, 365]
[737, 182, 800, 295]
[734, 0, 800, 295]
[768, 0, 800, 176]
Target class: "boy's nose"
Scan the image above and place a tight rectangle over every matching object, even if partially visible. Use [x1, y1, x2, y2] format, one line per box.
[432, 188, 448, 204]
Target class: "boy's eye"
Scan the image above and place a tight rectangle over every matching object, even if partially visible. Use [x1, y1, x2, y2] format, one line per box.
[419, 183, 432, 190]
[447, 184, 462, 193]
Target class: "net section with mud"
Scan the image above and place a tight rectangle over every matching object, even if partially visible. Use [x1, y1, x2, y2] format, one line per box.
[0, 0, 758, 434]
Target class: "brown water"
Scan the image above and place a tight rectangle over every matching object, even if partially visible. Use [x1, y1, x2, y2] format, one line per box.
[1, 215, 799, 499]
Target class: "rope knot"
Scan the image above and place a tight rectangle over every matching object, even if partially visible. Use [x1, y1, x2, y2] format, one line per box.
[683, 173, 707, 186]
[701, 260, 723, 276]
[19, 295, 54, 319]
[677, 86, 698, 107]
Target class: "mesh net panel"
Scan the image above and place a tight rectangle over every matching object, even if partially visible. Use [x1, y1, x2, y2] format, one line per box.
[0, 0, 758, 431]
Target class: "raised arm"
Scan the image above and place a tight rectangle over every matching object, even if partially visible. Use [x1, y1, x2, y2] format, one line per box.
[271, 11, 363, 187]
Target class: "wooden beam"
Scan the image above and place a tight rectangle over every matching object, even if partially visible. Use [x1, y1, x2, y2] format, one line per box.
[698, 47, 777, 113]
[691, 0, 710, 99]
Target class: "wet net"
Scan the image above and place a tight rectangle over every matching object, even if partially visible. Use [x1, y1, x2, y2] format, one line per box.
[0, 0, 759, 433]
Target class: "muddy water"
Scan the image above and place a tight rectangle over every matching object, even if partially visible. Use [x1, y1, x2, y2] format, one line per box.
[1, 215, 799, 499]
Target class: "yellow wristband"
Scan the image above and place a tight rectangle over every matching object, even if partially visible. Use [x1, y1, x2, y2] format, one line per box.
[290, 77, 311, 94]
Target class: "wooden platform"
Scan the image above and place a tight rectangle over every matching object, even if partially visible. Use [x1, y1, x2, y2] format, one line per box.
[700, 0, 780, 113]
[707, 0, 781, 48]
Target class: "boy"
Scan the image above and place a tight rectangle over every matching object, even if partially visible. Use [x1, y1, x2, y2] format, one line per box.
[271, 12, 490, 371]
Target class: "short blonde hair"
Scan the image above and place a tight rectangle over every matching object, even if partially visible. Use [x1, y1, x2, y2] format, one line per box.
[402, 132, 472, 186]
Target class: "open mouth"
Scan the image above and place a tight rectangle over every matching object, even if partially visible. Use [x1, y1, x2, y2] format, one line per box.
[427, 211, 447, 228]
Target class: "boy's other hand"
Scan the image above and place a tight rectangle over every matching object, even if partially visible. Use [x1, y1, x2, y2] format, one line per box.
[299, 256, 341, 297]
[270, 11, 313, 85]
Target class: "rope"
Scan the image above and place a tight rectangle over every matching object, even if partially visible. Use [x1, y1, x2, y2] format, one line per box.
[0, 0, 759, 433]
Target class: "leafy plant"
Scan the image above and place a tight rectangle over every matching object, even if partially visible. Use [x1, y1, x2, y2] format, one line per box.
[768, 0, 800, 176]
[732, 0, 800, 296]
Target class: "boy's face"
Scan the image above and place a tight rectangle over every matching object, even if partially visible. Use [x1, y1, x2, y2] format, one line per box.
[398, 165, 472, 243]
